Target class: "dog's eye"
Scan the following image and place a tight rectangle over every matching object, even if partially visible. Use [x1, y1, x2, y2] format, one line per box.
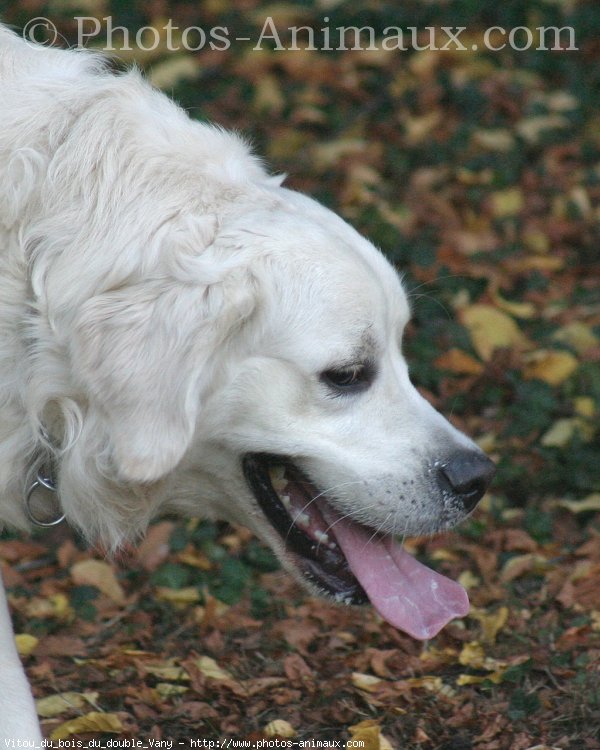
[320, 363, 374, 392]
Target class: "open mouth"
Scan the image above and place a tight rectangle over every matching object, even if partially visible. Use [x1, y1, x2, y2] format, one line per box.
[242, 453, 471, 640]
[242, 453, 368, 605]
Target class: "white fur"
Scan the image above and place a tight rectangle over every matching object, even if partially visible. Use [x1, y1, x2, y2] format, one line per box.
[0, 25, 480, 738]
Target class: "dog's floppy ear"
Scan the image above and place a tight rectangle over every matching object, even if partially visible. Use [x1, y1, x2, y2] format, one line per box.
[71, 225, 257, 484]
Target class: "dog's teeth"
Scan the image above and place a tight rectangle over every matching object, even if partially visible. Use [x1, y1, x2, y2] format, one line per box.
[272, 478, 287, 492]
[269, 465, 286, 480]
[315, 530, 330, 545]
[281, 494, 291, 510]
[294, 512, 310, 528]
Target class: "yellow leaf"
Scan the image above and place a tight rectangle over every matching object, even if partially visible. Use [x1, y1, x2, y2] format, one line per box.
[144, 660, 190, 682]
[460, 304, 529, 361]
[420, 646, 459, 666]
[155, 586, 201, 605]
[458, 570, 480, 589]
[352, 672, 382, 692]
[553, 322, 599, 355]
[522, 229, 550, 254]
[459, 641, 485, 668]
[574, 396, 596, 418]
[404, 676, 444, 692]
[469, 606, 509, 644]
[348, 720, 382, 750]
[458, 641, 508, 681]
[546, 91, 579, 111]
[403, 111, 442, 146]
[264, 719, 297, 738]
[431, 548, 461, 562]
[148, 55, 199, 90]
[155, 683, 189, 697]
[457, 669, 505, 685]
[490, 187, 523, 218]
[541, 417, 594, 447]
[36, 692, 99, 719]
[71, 560, 125, 605]
[196, 655, 232, 681]
[253, 74, 285, 114]
[491, 291, 536, 319]
[49, 593, 74, 620]
[24, 593, 73, 622]
[511, 255, 564, 272]
[311, 139, 367, 169]
[50, 712, 123, 739]
[500, 554, 550, 582]
[434, 348, 484, 375]
[15, 634, 38, 656]
[556, 493, 600, 514]
[476, 432, 497, 453]
[523, 350, 579, 385]
[516, 115, 569, 144]
[177, 549, 213, 569]
[473, 129, 515, 152]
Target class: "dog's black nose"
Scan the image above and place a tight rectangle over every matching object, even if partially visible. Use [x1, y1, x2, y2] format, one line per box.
[438, 451, 496, 512]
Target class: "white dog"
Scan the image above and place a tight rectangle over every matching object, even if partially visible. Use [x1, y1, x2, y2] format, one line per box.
[0, 24, 494, 740]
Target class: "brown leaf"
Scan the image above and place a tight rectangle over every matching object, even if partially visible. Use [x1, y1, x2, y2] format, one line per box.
[71, 560, 126, 604]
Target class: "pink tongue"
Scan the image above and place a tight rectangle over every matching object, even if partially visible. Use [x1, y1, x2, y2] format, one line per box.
[330, 515, 470, 640]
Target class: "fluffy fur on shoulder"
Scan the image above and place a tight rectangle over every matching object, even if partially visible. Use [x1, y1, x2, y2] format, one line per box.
[0, 26, 279, 546]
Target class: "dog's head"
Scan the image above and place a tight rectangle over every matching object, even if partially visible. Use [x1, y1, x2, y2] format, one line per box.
[68, 182, 494, 639]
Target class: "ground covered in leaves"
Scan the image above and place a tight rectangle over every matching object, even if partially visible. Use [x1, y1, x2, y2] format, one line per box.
[1, 0, 599, 747]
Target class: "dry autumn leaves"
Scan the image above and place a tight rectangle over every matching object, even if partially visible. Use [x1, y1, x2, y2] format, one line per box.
[1, 1, 599, 747]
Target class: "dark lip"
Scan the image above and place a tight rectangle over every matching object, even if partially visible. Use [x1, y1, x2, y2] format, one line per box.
[242, 452, 368, 604]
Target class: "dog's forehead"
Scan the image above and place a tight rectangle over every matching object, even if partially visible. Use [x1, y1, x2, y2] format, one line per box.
[267, 200, 409, 325]
[239, 198, 411, 360]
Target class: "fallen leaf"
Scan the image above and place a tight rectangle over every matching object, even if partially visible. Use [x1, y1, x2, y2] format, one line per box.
[460, 305, 530, 361]
[500, 554, 550, 582]
[523, 350, 579, 385]
[155, 683, 189, 697]
[71, 559, 126, 604]
[15, 633, 38, 656]
[50, 712, 123, 740]
[473, 129, 515, 152]
[541, 417, 594, 447]
[348, 719, 383, 750]
[155, 586, 201, 605]
[516, 114, 569, 143]
[469, 606, 509, 644]
[36, 692, 99, 719]
[434, 348, 484, 375]
[457, 670, 505, 686]
[403, 111, 442, 146]
[458, 570, 481, 589]
[522, 229, 550, 254]
[352, 673, 383, 693]
[574, 396, 596, 418]
[459, 641, 486, 668]
[148, 55, 199, 89]
[552, 322, 599, 355]
[490, 187, 523, 218]
[264, 719, 296, 738]
[144, 659, 190, 682]
[556, 494, 600, 514]
[196, 655, 233, 681]
[491, 291, 536, 319]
